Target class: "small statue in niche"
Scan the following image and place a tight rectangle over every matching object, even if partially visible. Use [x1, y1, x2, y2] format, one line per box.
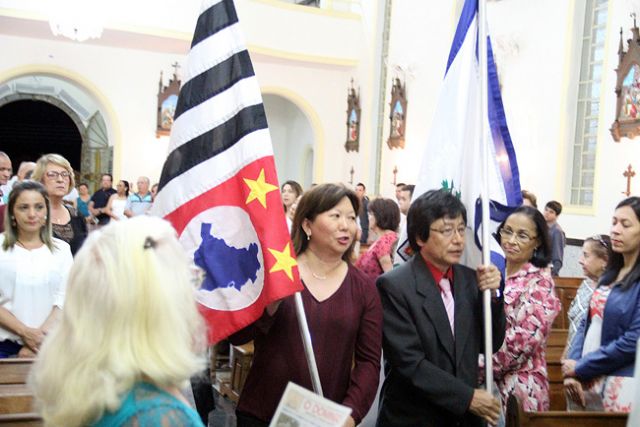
[156, 62, 182, 138]
[387, 77, 407, 149]
[345, 79, 361, 152]
[611, 16, 640, 141]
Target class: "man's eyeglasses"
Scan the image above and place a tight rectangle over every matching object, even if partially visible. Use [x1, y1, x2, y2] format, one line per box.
[45, 171, 71, 180]
[499, 228, 536, 244]
[430, 226, 467, 238]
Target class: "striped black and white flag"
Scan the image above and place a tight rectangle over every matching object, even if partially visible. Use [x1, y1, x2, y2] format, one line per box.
[152, 0, 302, 344]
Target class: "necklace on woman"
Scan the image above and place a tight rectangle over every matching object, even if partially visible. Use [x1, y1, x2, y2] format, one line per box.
[51, 204, 67, 225]
[309, 267, 328, 280]
[303, 248, 343, 280]
[304, 260, 342, 281]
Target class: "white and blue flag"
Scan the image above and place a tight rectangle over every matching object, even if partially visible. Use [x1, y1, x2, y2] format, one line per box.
[396, 0, 521, 272]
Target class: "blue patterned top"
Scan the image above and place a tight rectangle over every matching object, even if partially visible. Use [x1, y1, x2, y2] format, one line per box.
[92, 382, 204, 427]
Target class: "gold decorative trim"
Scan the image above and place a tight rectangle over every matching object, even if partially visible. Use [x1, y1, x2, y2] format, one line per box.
[248, 44, 358, 67]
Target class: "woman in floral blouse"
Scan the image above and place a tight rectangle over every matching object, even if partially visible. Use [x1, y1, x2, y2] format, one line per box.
[492, 206, 561, 412]
[355, 197, 400, 278]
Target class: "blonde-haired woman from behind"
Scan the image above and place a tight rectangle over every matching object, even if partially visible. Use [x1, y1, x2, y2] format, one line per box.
[31, 216, 207, 427]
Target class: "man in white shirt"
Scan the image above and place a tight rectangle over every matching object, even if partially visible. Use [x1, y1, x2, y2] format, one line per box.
[124, 176, 153, 217]
[0, 152, 11, 206]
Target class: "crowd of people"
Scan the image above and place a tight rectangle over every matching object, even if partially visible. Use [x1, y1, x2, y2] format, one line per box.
[0, 148, 639, 426]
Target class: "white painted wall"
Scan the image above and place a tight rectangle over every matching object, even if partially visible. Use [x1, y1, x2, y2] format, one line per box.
[263, 93, 314, 188]
[381, 0, 640, 241]
[379, 2, 459, 198]
[0, 33, 179, 183]
[0, 0, 371, 189]
[2, 0, 638, 242]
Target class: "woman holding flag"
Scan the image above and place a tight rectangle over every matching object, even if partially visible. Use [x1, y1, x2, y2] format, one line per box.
[231, 183, 383, 427]
[490, 206, 560, 411]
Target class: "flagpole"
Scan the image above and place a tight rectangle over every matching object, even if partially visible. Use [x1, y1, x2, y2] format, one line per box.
[478, 0, 494, 396]
[294, 292, 324, 396]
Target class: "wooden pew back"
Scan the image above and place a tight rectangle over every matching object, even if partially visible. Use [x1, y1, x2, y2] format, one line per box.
[551, 277, 582, 329]
[0, 359, 36, 416]
[0, 384, 33, 414]
[546, 329, 567, 410]
[0, 359, 34, 385]
[506, 395, 628, 427]
[0, 413, 42, 426]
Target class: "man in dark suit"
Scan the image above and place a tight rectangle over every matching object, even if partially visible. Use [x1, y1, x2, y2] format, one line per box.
[377, 189, 505, 427]
[355, 182, 369, 244]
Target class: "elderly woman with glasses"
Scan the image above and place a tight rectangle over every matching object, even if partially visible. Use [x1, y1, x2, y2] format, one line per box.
[31, 154, 87, 255]
[564, 234, 611, 357]
[489, 206, 561, 412]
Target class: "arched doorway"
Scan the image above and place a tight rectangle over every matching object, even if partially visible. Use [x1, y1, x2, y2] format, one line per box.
[0, 74, 113, 192]
[0, 99, 82, 170]
[263, 94, 315, 189]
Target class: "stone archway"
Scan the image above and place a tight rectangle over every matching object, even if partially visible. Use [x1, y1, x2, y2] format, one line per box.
[0, 95, 85, 170]
[0, 74, 113, 192]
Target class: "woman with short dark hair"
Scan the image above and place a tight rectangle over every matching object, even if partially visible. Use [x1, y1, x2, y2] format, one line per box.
[232, 183, 382, 427]
[356, 197, 400, 278]
[490, 206, 561, 412]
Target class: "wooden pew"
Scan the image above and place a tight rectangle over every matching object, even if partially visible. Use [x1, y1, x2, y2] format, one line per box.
[505, 394, 628, 427]
[0, 359, 34, 385]
[0, 359, 36, 416]
[544, 277, 582, 409]
[0, 413, 42, 426]
[551, 277, 582, 329]
[546, 329, 567, 410]
[0, 384, 33, 414]
[219, 342, 254, 404]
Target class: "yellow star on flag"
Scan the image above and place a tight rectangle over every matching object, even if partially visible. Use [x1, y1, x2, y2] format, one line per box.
[268, 243, 298, 281]
[244, 168, 279, 208]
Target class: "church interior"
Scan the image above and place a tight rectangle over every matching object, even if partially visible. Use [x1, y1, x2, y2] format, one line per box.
[1, 0, 639, 246]
[1, 1, 640, 424]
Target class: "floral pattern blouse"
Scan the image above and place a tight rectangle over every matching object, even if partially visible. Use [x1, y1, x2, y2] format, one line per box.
[582, 284, 635, 413]
[492, 263, 561, 412]
[355, 231, 398, 279]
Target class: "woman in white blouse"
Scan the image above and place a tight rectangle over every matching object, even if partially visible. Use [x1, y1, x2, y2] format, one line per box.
[0, 181, 72, 358]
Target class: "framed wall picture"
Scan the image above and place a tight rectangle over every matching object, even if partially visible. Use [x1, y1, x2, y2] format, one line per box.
[345, 80, 361, 152]
[387, 77, 407, 149]
[156, 63, 182, 138]
[612, 19, 640, 141]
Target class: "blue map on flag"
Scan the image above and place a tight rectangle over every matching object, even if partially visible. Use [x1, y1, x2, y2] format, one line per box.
[194, 222, 260, 291]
